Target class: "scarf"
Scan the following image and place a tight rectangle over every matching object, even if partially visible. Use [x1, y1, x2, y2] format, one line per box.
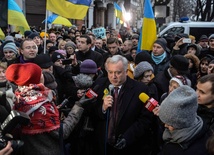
[163, 116, 203, 149]
[151, 52, 166, 65]
[14, 83, 60, 134]
[19, 55, 34, 63]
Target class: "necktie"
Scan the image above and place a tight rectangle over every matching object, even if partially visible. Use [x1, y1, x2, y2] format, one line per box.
[108, 87, 119, 145]
[113, 87, 119, 121]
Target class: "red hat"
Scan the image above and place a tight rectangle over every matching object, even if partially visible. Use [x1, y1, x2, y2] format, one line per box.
[6, 63, 42, 86]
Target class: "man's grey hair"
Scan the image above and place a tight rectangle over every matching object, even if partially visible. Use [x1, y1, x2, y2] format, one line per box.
[105, 55, 128, 71]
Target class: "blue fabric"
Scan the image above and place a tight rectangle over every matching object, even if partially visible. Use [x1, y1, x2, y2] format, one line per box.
[68, 0, 92, 6]
[46, 14, 58, 23]
[151, 52, 166, 65]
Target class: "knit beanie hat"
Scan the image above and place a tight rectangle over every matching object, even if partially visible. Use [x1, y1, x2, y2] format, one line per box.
[5, 63, 42, 86]
[159, 85, 198, 129]
[28, 32, 39, 39]
[3, 42, 18, 54]
[4, 36, 14, 42]
[34, 54, 53, 69]
[134, 61, 154, 79]
[65, 41, 76, 50]
[170, 75, 188, 86]
[199, 35, 208, 41]
[51, 52, 64, 63]
[24, 30, 32, 38]
[170, 55, 189, 74]
[135, 51, 153, 65]
[209, 34, 214, 40]
[80, 59, 97, 74]
[154, 38, 167, 51]
[187, 43, 197, 51]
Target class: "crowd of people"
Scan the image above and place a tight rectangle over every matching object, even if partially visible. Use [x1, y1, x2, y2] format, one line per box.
[0, 25, 214, 155]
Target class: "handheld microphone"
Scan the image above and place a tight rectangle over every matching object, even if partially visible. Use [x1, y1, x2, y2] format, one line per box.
[73, 73, 93, 89]
[139, 93, 159, 112]
[85, 85, 99, 99]
[108, 84, 114, 95]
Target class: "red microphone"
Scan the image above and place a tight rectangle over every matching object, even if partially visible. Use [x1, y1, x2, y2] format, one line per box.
[85, 85, 99, 99]
[139, 93, 159, 112]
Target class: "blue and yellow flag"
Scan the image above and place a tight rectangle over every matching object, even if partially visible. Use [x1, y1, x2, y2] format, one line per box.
[45, 14, 72, 27]
[47, 0, 92, 19]
[8, 0, 30, 33]
[137, 0, 157, 52]
[0, 28, 5, 40]
[113, 2, 123, 21]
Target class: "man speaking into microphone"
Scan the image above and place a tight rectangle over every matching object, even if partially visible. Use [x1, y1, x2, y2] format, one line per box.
[92, 55, 159, 155]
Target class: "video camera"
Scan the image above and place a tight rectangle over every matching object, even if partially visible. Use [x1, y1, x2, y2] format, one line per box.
[0, 110, 30, 150]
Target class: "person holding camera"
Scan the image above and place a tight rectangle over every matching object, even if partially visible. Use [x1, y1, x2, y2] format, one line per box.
[172, 33, 191, 56]
[0, 141, 13, 155]
[51, 51, 79, 105]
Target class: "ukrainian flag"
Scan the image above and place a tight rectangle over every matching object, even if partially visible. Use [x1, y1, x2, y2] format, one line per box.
[47, 0, 92, 19]
[137, 0, 157, 52]
[113, 2, 123, 22]
[8, 0, 30, 33]
[0, 28, 5, 40]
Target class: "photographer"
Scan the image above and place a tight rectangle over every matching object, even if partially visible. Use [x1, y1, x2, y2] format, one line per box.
[0, 141, 13, 155]
[51, 52, 79, 105]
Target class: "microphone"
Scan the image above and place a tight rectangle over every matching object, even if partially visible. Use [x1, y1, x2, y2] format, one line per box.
[85, 85, 99, 99]
[139, 93, 159, 112]
[73, 73, 93, 89]
[108, 84, 114, 95]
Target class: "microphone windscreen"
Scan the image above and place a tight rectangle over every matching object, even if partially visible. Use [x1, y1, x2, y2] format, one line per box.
[139, 93, 149, 103]
[73, 73, 93, 89]
[108, 84, 114, 95]
[108, 84, 114, 91]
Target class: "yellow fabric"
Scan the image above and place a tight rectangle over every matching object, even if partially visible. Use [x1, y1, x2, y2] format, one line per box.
[8, 10, 30, 32]
[47, 0, 89, 19]
[0, 28, 5, 40]
[52, 16, 72, 27]
[140, 18, 157, 51]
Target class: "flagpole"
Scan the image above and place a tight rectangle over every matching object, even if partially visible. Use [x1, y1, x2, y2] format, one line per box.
[44, 9, 48, 54]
